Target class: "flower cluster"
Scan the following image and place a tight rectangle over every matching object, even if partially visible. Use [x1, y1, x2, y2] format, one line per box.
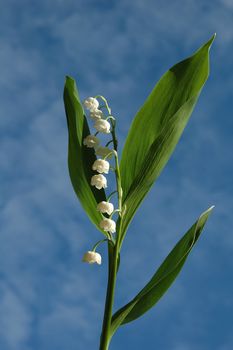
[83, 97, 111, 134]
[82, 96, 118, 264]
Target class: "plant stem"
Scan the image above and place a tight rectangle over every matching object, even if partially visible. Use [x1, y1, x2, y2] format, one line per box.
[99, 100, 123, 350]
[99, 238, 120, 350]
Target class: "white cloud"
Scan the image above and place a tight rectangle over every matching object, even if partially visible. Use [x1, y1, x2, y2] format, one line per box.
[0, 0, 232, 349]
[37, 271, 103, 349]
[0, 284, 31, 350]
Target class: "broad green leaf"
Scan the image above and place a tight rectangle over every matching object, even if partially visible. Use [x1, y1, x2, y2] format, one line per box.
[63, 76, 106, 234]
[111, 206, 214, 335]
[119, 35, 215, 240]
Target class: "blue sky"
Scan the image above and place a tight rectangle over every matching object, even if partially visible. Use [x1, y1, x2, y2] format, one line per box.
[0, 0, 233, 349]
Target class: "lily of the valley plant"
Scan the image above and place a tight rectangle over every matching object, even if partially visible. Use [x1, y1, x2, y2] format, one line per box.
[63, 35, 215, 350]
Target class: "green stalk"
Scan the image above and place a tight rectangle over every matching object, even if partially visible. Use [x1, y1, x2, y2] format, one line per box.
[99, 97, 123, 350]
[99, 237, 120, 350]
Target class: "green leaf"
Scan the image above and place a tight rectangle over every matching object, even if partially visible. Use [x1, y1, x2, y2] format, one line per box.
[63, 76, 106, 235]
[119, 35, 215, 240]
[111, 206, 214, 335]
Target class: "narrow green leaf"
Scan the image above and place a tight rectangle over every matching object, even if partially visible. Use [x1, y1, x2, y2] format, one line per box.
[63, 76, 106, 234]
[119, 35, 215, 240]
[111, 206, 214, 335]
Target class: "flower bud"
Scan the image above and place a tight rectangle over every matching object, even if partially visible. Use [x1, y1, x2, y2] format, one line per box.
[97, 201, 114, 215]
[91, 174, 107, 189]
[83, 97, 99, 111]
[82, 251, 102, 265]
[94, 119, 111, 134]
[95, 146, 113, 159]
[92, 159, 110, 174]
[99, 218, 116, 233]
[83, 135, 100, 148]
[90, 109, 103, 120]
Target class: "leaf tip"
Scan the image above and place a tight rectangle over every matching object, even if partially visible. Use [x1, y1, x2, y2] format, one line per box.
[65, 75, 75, 83]
[206, 33, 216, 50]
[207, 205, 215, 213]
[197, 34, 216, 56]
[64, 76, 78, 97]
[202, 205, 215, 218]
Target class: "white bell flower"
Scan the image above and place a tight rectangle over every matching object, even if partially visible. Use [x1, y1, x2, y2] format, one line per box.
[92, 159, 110, 174]
[82, 251, 102, 265]
[91, 174, 107, 189]
[83, 135, 100, 148]
[90, 109, 103, 120]
[99, 218, 116, 233]
[95, 146, 113, 159]
[83, 97, 99, 111]
[94, 119, 111, 134]
[97, 201, 114, 215]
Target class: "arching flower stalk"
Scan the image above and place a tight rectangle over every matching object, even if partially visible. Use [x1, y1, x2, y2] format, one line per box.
[82, 94, 124, 349]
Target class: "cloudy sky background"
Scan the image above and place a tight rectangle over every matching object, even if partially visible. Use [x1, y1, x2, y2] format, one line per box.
[0, 0, 233, 349]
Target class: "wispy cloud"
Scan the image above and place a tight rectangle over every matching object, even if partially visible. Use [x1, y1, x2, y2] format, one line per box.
[0, 284, 31, 350]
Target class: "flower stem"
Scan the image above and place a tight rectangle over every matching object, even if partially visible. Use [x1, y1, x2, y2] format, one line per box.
[105, 139, 113, 147]
[99, 239, 120, 350]
[99, 102, 123, 350]
[92, 239, 109, 252]
[107, 190, 117, 202]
